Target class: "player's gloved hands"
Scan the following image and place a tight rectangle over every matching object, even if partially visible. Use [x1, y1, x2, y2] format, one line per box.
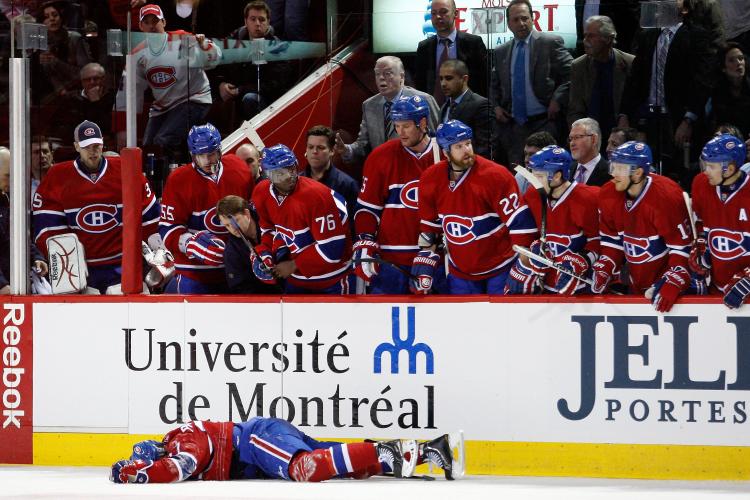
[591, 255, 616, 294]
[724, 267, 750, 309]
[352, 234, 380, 283]
[553, 251, 589, 295]
[504, 257, 538, 294]
[688, 237, 711, 276]
[526, 239, 552, 276]
[650, 266, 690, 313]
[409, 250, 440, 295]
[689, 272, 709, 296]
[130, 440, 166, 462]
[110, 459, 152, 484]
[185, 230, 225, 265]
[251, 249, 276, 284]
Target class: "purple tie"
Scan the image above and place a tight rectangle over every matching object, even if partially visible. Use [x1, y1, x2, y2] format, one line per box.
[575, 166, 586, 183]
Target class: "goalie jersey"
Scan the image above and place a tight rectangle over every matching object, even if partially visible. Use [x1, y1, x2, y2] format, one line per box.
[598, 174, 691, 292]
[691, 171, 750, 291]
[355, 138, 437, 266]
[32, 157, 159, 266]
[418, 155, 537, 279]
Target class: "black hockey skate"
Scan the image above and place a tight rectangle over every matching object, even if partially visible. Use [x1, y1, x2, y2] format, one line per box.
[419, 434, 454, 480]
[376, 439, 418, 478]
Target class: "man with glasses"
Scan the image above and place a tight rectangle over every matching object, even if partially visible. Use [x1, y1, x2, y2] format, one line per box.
[568, 117, 611, 186]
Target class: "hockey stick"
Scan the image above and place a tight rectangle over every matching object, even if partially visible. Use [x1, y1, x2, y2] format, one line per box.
[431, 140, 450, 277]
[351, 257, 418, 281]
[513, 244, 594, 286]
[514, 165, 547, 242]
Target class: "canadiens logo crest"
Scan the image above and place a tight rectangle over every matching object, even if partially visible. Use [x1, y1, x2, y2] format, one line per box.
[544, 234, 573, 257]
[623, 235, 665, 264]
[203, 207, 227, 234]
[399, 180, 419, 210]
[443, 215, 475, 245]
[147, 66, 177, 89]
[274, 225, 299, 253]
[75, 204, 119, 233]
[709, 229, 748, 260]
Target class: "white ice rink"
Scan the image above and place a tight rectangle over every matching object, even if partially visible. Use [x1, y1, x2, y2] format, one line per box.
[0, 467, 748, 500]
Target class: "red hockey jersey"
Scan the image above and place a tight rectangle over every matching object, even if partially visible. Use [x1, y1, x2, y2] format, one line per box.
[419, 155, 537, 279]
[33, 157, 159, 266]
[691, 172, 750, 292]
[252, 176, 351, 290]
[524, 182, 600, 291]
[598, 175, 691, 292]
[355, 138, 438, 266]
[160, 154, 254, 284]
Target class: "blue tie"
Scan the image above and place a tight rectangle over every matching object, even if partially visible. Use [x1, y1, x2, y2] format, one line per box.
[512, 39, 528, 125]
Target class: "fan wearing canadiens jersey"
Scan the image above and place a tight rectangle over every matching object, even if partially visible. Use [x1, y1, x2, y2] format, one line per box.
[593, 141, 692, 312]
[353, 94, 446, 294]
[690, 134, 750, 309]
[251, 144, 352, 294]
[415, 120, 537, 294]
[113, 4, 221, 163]
[159, 123, 254, 294]
[522, 145, 600, 295]
[33, 120, 160, 293]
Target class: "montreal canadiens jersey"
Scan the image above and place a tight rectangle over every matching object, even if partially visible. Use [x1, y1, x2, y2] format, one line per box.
[114, 31, 221, 128]
[33, 157, 159, 266]
[253, 176, 351, 289]
[691, 172, 750, 291]
[524, 182, 600, 290]
[599, 175, 691, 292]
[160, 154, 254, 283]
[419, 155, 537, 279]
[355, 138, 438, 266]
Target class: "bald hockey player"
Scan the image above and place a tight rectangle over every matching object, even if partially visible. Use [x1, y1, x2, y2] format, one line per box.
[593, 141, 692, 312]
[690, 134, 750, 309]
[415, 119, 536, 294]
[159, 123, 255, 293]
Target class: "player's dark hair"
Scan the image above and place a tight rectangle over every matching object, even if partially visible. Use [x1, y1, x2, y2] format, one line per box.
[439, 59, 469, 78]
[610, 127, 639, 143]
[217, 195, 249, 217]
[306, 125, 336, 149]
[525, 131, 556, 149]
[506, 0, 533, 21]
[244, 0, 271, 20]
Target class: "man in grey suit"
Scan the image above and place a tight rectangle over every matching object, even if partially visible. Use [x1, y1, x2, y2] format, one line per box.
[335, 56, 439, 164]
[490, 0, 573, 166]
[568, 16, 634, 149]
[438, 59, 494, 158]
[569, 117, 611, 186]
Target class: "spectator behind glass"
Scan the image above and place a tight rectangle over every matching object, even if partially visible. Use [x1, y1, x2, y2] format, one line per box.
[513, 130, 556, 192]
[30, 136, 53, 198]
[128, 0, 245, 38]
[235, 143, 263, 181]
[605, 126, 638, 159]
[267, 0, 309, 41]
[711, 43, 750, 139]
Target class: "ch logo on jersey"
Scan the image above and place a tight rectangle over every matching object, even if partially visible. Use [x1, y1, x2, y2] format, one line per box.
[544, 234, 573, 257]
[399, 180, 419, 210]
[443, 215, 475, 245]
[147, 66, 177, 89]
[203, 207, 227, 234]
[274, 225, 300, 253]
[75, 204, 119, 233]
[709, 229, 748, 260]
[623, 235, 664, 264]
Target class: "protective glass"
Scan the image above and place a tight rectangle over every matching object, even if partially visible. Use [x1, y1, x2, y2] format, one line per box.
[267, 165, 298, 185]
[608, 161, 634, 177]
[193, 151, 220, 170]
[531, 169, 552, 183]
[700, 159, 728, 174]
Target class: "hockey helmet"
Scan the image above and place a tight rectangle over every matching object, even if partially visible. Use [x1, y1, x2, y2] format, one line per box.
[700, 133, 747, 173]
[436, 120, 473, 151]
[187, 123, 222, 155]
[608, 141, 652, 176]
[261, 144, 298, 171]
[390, 95, 430, 124]
[528, 145, 573, 181]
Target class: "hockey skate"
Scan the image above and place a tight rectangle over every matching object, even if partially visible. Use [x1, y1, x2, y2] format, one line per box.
[376, 439, 418, 478]
[419, 431, 465, 480]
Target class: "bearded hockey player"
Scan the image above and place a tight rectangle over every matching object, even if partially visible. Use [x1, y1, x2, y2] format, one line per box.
[159, 123, 255, 293]
[110, 418, 460, 483]
[593, 141, 692, 312]
[690, 134, 750, 309]
[415, 119, 536, 294]
[522, 145, 600, 295]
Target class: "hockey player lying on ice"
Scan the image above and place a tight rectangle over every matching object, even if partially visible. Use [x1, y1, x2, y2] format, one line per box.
[110, 417, 458, 483]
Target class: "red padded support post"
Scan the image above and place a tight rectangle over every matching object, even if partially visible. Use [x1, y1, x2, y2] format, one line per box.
[120, 148, 143, 294]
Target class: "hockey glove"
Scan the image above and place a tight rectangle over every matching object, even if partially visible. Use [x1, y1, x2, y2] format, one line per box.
[553, 251, 589, 295]
[130, 440, 166, 462]
[688, 238, 711, 276]
[111, 459, 153, 484]
[352, 234, 380, 283]
[526, 240, 552, 276]
[251, 250, 276, 284]
[504, 257, 539, 295]
[409, 250, 440, 295]
[591, 255, 617, 294]
[724, 267, 750, 309]
[650, 266, 690, 313]
[185, 231, 225, 266]
[689, 273, 709, 296]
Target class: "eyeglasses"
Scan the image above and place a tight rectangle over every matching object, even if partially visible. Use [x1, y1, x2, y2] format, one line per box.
[568, 134, 594, 142]
[374, 70, 396, 79]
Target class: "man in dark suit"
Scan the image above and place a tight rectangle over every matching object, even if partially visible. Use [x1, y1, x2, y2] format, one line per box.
[569, 117, 611, 186]
[575, 0, 640, 54]
[490, 0, 573, 166]
[438, 59, 494, 158]
[617, 3, 714, 182]
[414, 0, 488, 103]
